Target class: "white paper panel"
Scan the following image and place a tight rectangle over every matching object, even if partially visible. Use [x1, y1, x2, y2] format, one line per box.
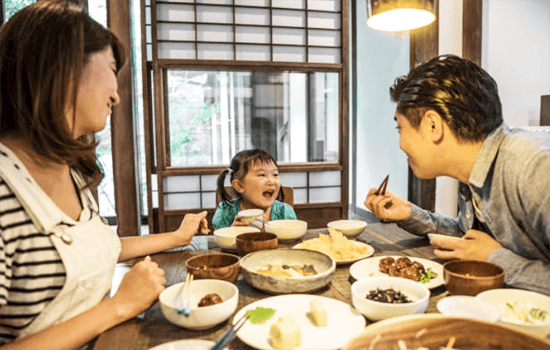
[197, 5, 233, 23]
[202, 192, 217, 209]
[165, 175, 200, 192]
[145, 7, 151, 24]
[157, 23, 194, 41]
[272, 10, 306, 27]
[308, 0, 340, 12]
[236, 26, 270, 44]
[152, 191, 158, 208]
[197, 0, 232, 5]
[235, 0, 269, 6]
[201, 175, 218, 191]
[147, 44, 153, 61]
[162, 0, 192, 2]
[235, 8, 270, 26]
[151, 174, 158, 191]
[146, 25, 152, 43]
[309, 187, 341, 203]
[236, 45, 270, 61]
[157, 4, 195, 22]
[309, 29, 340, 47]
[198, 24, 233, 42]
[165, 193, 201, 210]
[293, 188, 308, 204]
[146, 0, 151, 5]
[198, 43, 234, 60]
[279, 172, 307, 187]
[272, 0, 305, 9]
[272, 28, 305, 45]
[158, 42, 196, 59]
[308, 47, 340, 63]
[308, 12, 340, 29]
[309, 170, 341, 186]
[273, 46, 306, 62]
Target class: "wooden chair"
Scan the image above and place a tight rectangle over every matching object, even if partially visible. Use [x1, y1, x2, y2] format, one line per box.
[215, 186, 294, 207]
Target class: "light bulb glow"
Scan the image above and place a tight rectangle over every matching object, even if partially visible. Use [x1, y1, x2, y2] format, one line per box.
[367, 8, 436, 32]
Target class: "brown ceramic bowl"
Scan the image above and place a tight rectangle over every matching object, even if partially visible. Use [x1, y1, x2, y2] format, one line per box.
[235, 231, 278, 257]
[443, 260, 504, 296]
[185, 253, 240, 284]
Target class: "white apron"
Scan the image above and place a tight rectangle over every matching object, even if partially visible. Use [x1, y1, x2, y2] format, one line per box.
[0, 143, 121, 338]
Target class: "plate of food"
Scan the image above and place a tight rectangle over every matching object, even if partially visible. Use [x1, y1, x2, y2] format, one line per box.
[234, 294, 366, 350]
[293, 228, 374, 265]
[349, 255, 444, 289]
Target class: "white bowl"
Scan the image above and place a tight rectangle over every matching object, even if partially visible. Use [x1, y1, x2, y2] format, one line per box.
[213, 226, 260, 251]
[264, 219, 307, 241]
[327, 220, 367, 238]
[159, 279, 238, 330]
[427, 233, 463, 242]
[351, 276, 430, 321]
[476, 288, 550, 337]
[238, 209, 264, 225]
[436, 295, 500, 322]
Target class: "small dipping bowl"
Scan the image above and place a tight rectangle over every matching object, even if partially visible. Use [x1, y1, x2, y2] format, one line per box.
[185, 253, 240, 284]
[238, 209, 264, 227]
[236, 231, 278, 257]
[443, 260, 504, 296]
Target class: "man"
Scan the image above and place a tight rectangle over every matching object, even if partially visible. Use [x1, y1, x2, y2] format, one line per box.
[365, 55, 550, 295]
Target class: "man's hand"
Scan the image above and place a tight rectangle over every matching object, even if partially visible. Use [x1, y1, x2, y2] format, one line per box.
[431, 229, 502, 261]
[364, 189, 412, 221]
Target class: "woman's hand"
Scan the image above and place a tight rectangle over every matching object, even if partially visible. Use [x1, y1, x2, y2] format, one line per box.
[364, 189, 412, 221]
[431, 229, 502, 261]
[172, 211, 209, 246]
[111, 256, 166, 320]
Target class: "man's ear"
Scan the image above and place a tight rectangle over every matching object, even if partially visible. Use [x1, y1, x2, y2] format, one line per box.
[423, 110, 444, 143]
[232, 179, 245, 194]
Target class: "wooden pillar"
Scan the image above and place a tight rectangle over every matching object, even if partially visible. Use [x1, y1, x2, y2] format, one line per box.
[542, 95, 550, 126]
[107, 0, 140, 236]
[463, 0, 483, 65]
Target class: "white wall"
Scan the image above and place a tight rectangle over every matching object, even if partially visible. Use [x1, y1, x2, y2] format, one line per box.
[482, 0, 550, 126]
[354, 0, 410, 211]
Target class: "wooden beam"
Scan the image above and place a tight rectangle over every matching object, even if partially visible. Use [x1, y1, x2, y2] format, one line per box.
[463, 0, 483, 65]
[542, 95, 550, 126]
[107, 0, 140, 236]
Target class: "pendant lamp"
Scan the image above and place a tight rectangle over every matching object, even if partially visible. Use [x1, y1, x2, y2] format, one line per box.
[367, 0, 437, 32]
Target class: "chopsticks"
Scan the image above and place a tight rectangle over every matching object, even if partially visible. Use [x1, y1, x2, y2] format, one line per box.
[208, 314, 250, 350]
[375, 174, 389, 196]
[177, 273, 193, 316]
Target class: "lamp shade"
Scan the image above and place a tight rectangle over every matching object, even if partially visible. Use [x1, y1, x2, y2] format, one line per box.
[367, 0, 437, 32]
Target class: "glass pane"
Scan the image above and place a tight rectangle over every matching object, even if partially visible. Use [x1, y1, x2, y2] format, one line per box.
[165, 70, 339, 167]
[3, 0, 35, 23]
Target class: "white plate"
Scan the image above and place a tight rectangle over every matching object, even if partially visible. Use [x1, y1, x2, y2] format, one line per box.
[148, 339, 228, 350]
[349, 255, 444, 289]
[234, 294, 366, 350]
[437, 296, 500, 323]
[293, 241, 374, 265]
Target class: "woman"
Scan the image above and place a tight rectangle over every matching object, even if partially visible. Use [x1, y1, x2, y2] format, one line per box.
[0, 2, 208, 349]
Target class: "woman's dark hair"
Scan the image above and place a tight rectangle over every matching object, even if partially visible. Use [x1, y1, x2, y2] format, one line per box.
[217, 149, 284, 206]
[0, 0, 126, 188]
[390, 54, 502, 142]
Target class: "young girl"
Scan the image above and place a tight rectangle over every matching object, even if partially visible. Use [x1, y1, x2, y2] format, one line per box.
[212, 149, 296, 229]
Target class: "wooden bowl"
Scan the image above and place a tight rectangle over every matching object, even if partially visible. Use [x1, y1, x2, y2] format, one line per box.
[235, 231, 278, 257]
[185, 253, 240, 283]
[443, 260, 504, 296]
[342, 314, 550, 350]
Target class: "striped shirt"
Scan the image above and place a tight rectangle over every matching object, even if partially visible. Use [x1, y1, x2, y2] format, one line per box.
[0, 178, 66, 345]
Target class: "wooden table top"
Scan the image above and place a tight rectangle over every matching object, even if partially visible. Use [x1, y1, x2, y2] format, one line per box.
[91, 223, 450, 350]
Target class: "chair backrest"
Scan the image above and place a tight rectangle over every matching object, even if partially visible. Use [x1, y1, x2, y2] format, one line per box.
[215, 186, 294, 208]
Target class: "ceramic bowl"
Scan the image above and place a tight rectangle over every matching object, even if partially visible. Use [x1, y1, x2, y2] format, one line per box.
[213, 226, 260, 251]
[185, 253, 240, 284]
[341, 314, 550, 350]
[240, 248, 336, 294]
[443, 260, 504, 296]
[350, 276, 430, 321]
[427, 233, 463, 243]
[436, 295, 500, 322]
[238, 209, 264, 226]
[235, 231, 278, 257]
[159, 279, 238, 330]
[327, 220, 367, 238]
[264, 219, 308, 241]
[477, 288, 550, 337]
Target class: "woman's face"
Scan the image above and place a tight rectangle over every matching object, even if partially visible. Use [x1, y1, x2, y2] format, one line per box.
[69, 46, 120, 138]
[234, 160, 281, 211]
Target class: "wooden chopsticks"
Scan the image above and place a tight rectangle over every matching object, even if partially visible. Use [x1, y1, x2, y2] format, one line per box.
[375, 174, 389, 196]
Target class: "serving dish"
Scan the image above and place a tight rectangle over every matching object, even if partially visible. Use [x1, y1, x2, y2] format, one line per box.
[341, 314, 550, 350]
[293, 240, 374, 265]
[240, 249, 336, 294]
[349, 255, 444, 289]
[436, 295, 500, 322]
[327, 219, 367, 238]
[148, 339, 228, 350]
[234, 294, 366, 350]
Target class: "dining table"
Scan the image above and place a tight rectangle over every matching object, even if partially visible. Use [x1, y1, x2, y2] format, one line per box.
[90, 222, 453, 350]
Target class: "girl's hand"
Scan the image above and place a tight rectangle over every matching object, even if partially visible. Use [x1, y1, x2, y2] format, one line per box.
[432, 229, 502, 261]
[172, 211, 209, 246]
[231, 215, 250, 227]
[364, 189, 411, 221]
[111, 256, 166, 319]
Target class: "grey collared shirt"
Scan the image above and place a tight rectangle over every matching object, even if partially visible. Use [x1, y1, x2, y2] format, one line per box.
[397, 123, 550, 295]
